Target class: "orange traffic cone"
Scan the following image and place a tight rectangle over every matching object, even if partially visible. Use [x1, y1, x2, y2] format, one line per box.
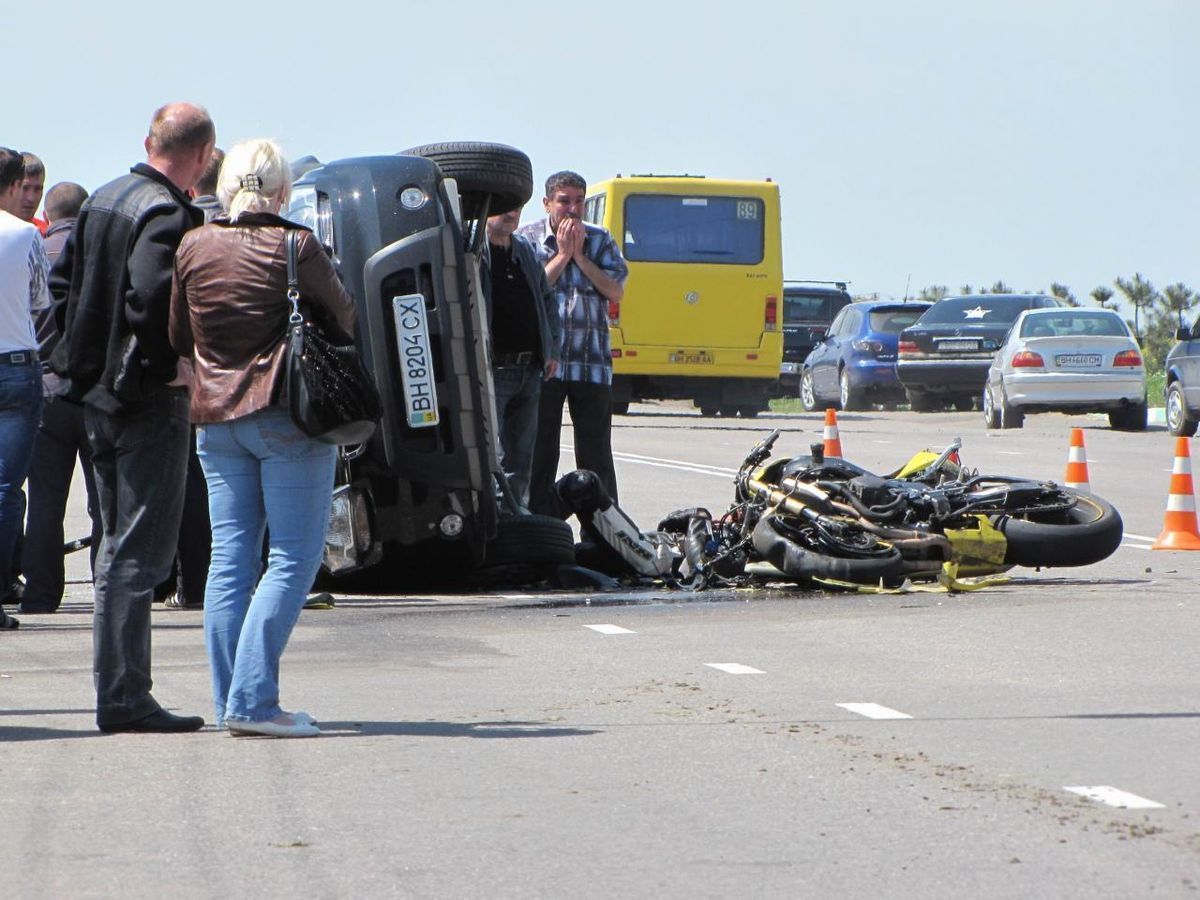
[1064, 428, 1090, 490]
[1152, 437, 1200, 550]
[823, 408, 843, 458]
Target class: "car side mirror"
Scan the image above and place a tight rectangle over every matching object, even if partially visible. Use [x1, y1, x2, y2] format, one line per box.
[1177, 326, 1192, 342]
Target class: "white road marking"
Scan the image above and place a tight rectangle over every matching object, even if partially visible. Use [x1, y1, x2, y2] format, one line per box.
[837, 702, 913, 720]
[1063, 785, 1165, 809]
[584, 624, 636, 635]
[997, 450, 1024, 456]
[1121, 541, 1153, 551]
[1123, 532, 1158, 542]
[705, 663, 765, 675]
[561, 444, 737, 479]
[498, 594, 536, 600]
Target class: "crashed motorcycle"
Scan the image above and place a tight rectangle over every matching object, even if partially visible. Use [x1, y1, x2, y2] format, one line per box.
[558, 431, 1124, 589]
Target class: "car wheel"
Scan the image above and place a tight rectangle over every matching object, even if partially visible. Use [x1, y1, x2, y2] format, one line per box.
[1109, 399, 1147, 432]
[737, 405, 760, 419]
[982, 387, 1001, 429]
[800, 369, 819, 412]
[699, 405, 719, 418]
[1166, 382, 1199, 437]
[999, 384, 1024, 429]
[952, 395, 974, 412]
[401, 141, 534, 217]
[906, 388, 937, 413]
[838, 369, 861, 411]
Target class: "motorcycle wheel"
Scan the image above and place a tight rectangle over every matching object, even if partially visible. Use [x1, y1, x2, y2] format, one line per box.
[990, 489, 1123, 567]
[751, 515, 904, 585]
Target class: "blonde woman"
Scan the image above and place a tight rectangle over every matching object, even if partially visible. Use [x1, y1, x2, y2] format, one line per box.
[169, 139, 354, 737]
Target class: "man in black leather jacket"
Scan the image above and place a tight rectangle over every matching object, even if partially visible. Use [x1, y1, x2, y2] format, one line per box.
[49, 102, 215, 734]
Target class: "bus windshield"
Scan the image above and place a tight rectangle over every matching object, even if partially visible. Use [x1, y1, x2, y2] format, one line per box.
[622, 195, 764, 265]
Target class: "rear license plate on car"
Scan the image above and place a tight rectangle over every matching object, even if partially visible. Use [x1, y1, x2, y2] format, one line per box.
[937, 339, 979, 351]
[393, 294, 440, 428]
[1055, 353, 1102, 368]
[670, 351, 714, 364]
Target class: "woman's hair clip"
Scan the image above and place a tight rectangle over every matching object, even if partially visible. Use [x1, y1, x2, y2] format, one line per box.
[239, 173, 263, 191]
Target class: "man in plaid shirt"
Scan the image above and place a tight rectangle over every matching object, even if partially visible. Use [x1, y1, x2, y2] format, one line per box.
[517, 170, 627, 515]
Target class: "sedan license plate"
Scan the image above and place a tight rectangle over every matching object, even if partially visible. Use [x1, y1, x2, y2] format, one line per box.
[1055, 353, 1102, 368]
[937, 339, 979, 351]
[393, 294, 440, 428]
[669, 351, 714, 365]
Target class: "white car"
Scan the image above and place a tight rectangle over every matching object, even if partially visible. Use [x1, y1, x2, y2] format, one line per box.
[982, 308, 1146, 430]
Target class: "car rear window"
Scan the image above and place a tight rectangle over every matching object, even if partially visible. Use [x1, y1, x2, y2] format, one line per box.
[1020, 311, 1128, 338]
[869, 306, 928, 334]
[918, 297, 1046, 325]
[784, 294, 839, 323]
[622, 195, 764, 264]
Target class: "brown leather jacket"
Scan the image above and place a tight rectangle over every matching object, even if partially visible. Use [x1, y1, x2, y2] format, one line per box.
[169, 213, 355, 424]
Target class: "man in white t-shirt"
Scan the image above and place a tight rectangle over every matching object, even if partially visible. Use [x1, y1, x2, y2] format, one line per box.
[0, 148, 50, 631]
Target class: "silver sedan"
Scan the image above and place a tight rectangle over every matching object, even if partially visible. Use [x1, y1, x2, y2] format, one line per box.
[982, 308, 1146, 430]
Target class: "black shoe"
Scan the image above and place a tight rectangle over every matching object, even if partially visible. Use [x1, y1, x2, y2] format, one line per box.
[0, 580, 24, 605]
[18, 602, 58, 614]
[99, 709, 205, 734]
[0, 609, 18, 630]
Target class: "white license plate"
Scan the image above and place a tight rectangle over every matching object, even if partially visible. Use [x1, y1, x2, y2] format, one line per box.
[937, 339, 979, 351]
[1055, 353, 1102, 368]
[392, 294, 440, 428]
[780, 362, 799, 374]
[669, 351, 714, 364]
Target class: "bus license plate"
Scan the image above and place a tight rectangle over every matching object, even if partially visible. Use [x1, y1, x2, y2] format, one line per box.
[670, 351, 714, 364]
[1055, 353, 1101, 368]
[393, 294, 440, 428]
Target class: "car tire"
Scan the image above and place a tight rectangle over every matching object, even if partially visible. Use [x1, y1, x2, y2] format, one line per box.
[1109, 400, 1147, 432]
[982, 387, 1001, 429]
[484, 514, 576, 567]
[952, 395, 975, 412]
[1166, 382, 1198, 437]
[838, 369, 861, 411]
[999, 384, 1024, 429]
[400, 141, 534, 217]
[699, 405, 719, 418]
[906, 388, 937, 413]
[800, 369, 819, 412]
[737, 405, 761, 419]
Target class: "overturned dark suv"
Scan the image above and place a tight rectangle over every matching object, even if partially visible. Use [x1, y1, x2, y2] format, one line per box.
[287, 144, 574, 583]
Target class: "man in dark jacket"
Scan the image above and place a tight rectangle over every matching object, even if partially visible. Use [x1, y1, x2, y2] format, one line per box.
[50, 102, 214, 733]
[20, 182, 100, 614]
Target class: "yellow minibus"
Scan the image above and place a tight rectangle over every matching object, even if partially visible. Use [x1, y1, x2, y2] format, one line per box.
[583, 175, 784, 416]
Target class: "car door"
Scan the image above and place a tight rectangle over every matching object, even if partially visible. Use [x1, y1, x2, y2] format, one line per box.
[1181, 316, 1200, 410]
[813, 307, 855, 396]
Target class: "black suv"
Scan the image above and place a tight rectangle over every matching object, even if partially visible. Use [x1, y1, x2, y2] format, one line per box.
[897, 293, 1063, 411]
[779, 281, 852, 392]
[1164, 318, 1200, 435]
[287, 144, 574, 582]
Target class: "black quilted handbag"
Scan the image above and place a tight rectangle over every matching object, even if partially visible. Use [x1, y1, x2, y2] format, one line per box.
[284, 230, 381, 445]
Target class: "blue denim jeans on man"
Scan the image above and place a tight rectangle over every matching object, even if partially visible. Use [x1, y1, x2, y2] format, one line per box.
[86, 386, 191, 727]
[0, 362, 43, 590]
[493, 362, 543, 507]
[198, 407, 336, 727]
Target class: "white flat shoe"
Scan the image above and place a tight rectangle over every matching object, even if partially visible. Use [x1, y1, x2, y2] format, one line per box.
[228, 713, 320, 738]
[288, 710, 317, 726]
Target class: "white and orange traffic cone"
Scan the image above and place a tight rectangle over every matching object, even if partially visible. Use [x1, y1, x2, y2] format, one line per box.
[1064, 428, 1090, 491]
[823, 408, 843, 458]
[1152, 437, 1200, 550]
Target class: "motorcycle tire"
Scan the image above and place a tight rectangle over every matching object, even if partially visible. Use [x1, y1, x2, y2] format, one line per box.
[751, 515, 904, 585]
[990, 490, 1123, 568]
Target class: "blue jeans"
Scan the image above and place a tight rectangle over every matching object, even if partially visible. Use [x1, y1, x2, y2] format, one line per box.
[493, 363, 543, 507]
[197, 407, 335, 726]
[0, 363, 43, 588]
[87, 386, 191, 726]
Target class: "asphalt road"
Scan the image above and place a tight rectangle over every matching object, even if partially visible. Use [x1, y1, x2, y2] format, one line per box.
[2, 403, 1198, 899]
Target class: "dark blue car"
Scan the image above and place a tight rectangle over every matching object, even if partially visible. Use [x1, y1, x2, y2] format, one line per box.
[800, 300, 931, 411]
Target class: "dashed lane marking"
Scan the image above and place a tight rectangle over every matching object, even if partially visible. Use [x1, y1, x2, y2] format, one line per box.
[584, 624, 636, 635]
[837, 702, 913, 720]
[704, 663, 765, 675]
[561, 444, 736, 479]
[1063, 786, 1165, 809]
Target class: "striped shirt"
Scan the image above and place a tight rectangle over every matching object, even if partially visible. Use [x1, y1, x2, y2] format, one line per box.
[517, 218, 628, 385]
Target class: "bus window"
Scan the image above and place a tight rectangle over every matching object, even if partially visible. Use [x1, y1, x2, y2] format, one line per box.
[584, 193, 606, 226]
[621, 195, 765, 264]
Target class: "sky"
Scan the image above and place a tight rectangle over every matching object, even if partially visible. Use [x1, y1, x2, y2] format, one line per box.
[5, 0, 1197, 309]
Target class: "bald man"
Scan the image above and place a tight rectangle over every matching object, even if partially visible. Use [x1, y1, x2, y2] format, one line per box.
[50, 102, 215, 734]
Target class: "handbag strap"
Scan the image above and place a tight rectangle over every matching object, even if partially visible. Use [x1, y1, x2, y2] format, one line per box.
[285, 230, 303, 324]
